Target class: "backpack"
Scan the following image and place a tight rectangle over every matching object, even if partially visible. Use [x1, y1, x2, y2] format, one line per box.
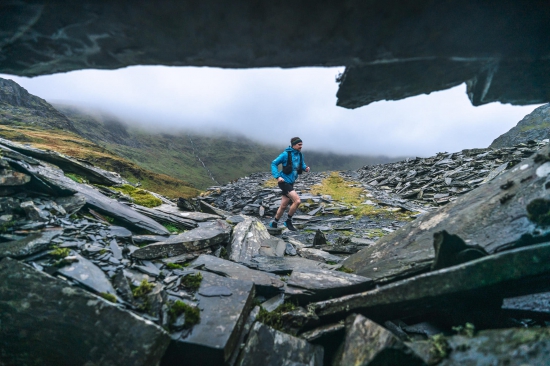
[282, 151, 303, 175]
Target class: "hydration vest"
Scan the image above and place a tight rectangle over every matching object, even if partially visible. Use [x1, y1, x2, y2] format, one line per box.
[282, 151, 303, 175]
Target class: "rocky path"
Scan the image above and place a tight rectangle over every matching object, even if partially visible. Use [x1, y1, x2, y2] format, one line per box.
[1, 137, 550, 365]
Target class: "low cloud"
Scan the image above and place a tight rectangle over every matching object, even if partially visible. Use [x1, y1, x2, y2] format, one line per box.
[0, 66, 541, 157]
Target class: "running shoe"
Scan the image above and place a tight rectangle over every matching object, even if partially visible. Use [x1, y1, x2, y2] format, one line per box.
[284, 220, 297, 231]
[269, 221, 278, 228]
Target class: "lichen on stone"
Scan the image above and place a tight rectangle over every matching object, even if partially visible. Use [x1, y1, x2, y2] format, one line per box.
[100, 292, 117, 303]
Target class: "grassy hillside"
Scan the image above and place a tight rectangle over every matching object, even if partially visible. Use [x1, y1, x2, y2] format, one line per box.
[0, 125, 200, 198]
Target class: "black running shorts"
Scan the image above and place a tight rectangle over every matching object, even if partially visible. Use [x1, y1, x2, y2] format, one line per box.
[278, 181, 294, 196]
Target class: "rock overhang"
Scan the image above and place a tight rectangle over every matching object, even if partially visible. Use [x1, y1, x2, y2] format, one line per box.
[1, 0, 550, 109]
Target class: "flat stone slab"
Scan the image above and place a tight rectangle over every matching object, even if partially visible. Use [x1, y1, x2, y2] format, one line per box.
[156, 205, 221, 222]
[245, 255, 339, 274]
[0, 257, 170, 365]
[229, 217, 271, 263]
[3, 145, 169, 235]
[343, 145, 550, 283]
[0, 228, 62, 258]
[162, 271, 254, 366]
[57, 253, 117, 296]
[237, 322, 324, 366]
[191, 254, 284, 296]
[408, 327, 550, 365]
[297, 247, 344, 264]
[337, 314, 424, 366]
[131, 204, 198, 229]
[132, 220, 232, 259]
[502, 292, 550, 315]
[287, 268, 373, 303]
[314, 242, 550, 320]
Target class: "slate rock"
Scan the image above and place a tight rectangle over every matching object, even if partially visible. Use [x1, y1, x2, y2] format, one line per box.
[176, 197, 195, 211]
[408, 328, 550, 366]
[191, 254, 284, 296]
[57, 253, 117, 296]
[315, 242, 550, 321]
[337, 314, 425, 366]
[228, 217, 271, 263]
[245, 255, 339, 274]
[132, 220, 232, 259]
[162, 272, 254, 366]
[259, 237, 286, 257]
[287, 268, 373, 304]
[297, 247, 344, 264]
[344, 144, 550, 283]
[131, 203, 198, 229]
[237, 322, 324, 366]
[0, 228, 62, 258]
[55, 193, 86, 215]
[0, 169, 30, 186]
[0, 257, 170, 365]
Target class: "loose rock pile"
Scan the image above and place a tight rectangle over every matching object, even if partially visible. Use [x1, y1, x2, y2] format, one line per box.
[2, 136, 550, 365]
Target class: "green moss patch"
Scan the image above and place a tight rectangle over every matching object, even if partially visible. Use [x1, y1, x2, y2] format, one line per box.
[49, 247, 70, 258]
[132, 279, 155, 298]
[65, 173, 86, 183]
[166, 262, 189, 270]
[452, 322, 475, 337]
[100, 292, 117, 303]
[257, 302, 297, 331]
[527, 198, 550, 226]
[429, 334, 451, 361]
[181, 272, 203, 291]
[336, 266, 354, 273]
[168, 300, 201, 328]
[111, 184, 162, 208]
[163, 223, 179, 233]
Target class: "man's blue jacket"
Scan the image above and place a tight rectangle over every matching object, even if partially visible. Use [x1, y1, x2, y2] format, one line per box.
[271, 146, 307, 184]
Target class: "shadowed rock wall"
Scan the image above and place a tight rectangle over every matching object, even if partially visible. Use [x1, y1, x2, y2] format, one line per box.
[1, 1, 550, 107]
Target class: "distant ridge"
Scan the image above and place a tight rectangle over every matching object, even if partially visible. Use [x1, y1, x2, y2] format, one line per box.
[490, 104, 550, 148]
[0, 78, 77, 132]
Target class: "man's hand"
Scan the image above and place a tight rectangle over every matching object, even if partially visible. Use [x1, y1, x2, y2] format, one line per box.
[305, 166, 310, 173]
[277, 177, 284, 182]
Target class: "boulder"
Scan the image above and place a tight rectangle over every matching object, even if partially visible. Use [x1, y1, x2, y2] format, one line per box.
[237, 322, 324, 366]
[191, 254, 284, 296]
[56, 253, 117, 297]
[336, 314, 425, 366]
[0, 257, 170, 365]
[0, 228, 62, 258]
[314, 242, 550, 321]
[161, 271, 254, 366]
[132, 220, 232, 259]
[228, 217, 271, 263]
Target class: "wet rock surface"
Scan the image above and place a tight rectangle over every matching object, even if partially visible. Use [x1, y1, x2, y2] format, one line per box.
[2, 136, 550, 364]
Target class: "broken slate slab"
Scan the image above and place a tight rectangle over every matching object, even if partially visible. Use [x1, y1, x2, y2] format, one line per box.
[245, 255, 339, 275]
[287, 268, 373, 303]
[314, 242, 550, 321]
[0, 257, 170, 365]
[336, 314, 425, 366]
[6, 154, 169, 235]
[343, 144, 550, 283]
[297, 247, 344, 264]
[259, 237, 286, 257]
[407, 327, 550, 366]
[132, 220, 232, 259]
[0, 228, 62, 258]
[161, 271, 254, 366]
[237, 322, 324, 366]
[190, 254, 284, 296]
[228, 217, 271, 263]
[57, 253, 117, 296]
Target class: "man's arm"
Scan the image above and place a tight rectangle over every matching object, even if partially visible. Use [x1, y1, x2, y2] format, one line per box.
[271, 152, 286, 179]
[302, 154, 310, 172]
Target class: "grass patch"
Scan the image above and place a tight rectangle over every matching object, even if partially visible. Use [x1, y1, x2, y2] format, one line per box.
[166, 262, 190, 270]
[0, 220, 14, 233]
[263, 178, 278, 188]
[429, 334, 451, 361]
[452, 323, 475, 337]
[163, 223, 179, 233]
[111, 184, 162, 208]
[65, 173, 86, 183]
[168, 300, 201, 328]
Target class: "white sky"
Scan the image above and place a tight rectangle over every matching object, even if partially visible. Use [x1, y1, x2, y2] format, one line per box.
[0, 66, 542, 157]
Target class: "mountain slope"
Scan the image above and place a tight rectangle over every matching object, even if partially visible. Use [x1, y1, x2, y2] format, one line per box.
[490, 104, 550, 148]
[55, 104, 401, 189]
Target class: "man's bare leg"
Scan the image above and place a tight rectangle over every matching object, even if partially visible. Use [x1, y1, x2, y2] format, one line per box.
[275, 195, 291, 220]
[286, 191, 301, 217]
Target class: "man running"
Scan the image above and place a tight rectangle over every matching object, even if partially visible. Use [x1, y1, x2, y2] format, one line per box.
[270, 137, 310, 231]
